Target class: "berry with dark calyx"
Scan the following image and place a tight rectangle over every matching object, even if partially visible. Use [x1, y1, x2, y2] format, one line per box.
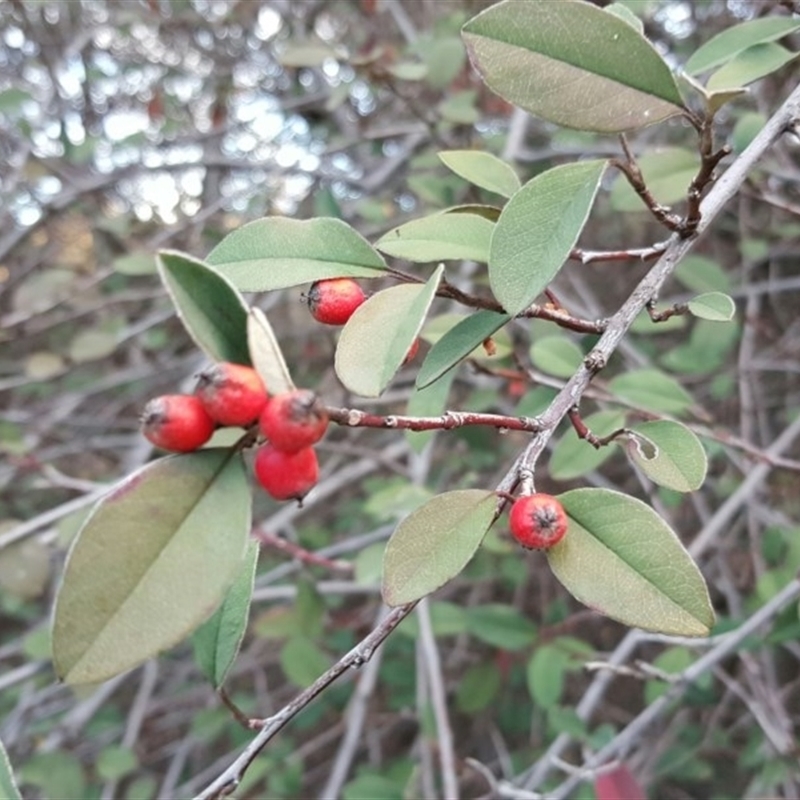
[195, 362, 268, 427]
[140, 395, 216, 453]
[253, 443, 319, 501]
[259, 389, 329, 453]
[509, 493, 568, 550]
[304, 278, 366, 325]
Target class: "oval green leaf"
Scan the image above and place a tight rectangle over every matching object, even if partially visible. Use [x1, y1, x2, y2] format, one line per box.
[550, 410, 626, 481]
[550, 488, 715, 636]
[438, 150, 521, 198]
[280, 636, 332, 688]
[376, 213, 494, 263]
[191, 537, 259, 688]
[489, 160, 606, 317]
[687, 292, 736, 322]
[684, 17, 800, 76]
[527, 644, 569, 708]
[625, 420, 708, 492]
[608, 368, 694, 415]
[610, 147, 699, 212]
[206, 217, 387, 291]
[462, 0, 685, 132]
[247, 308, 295, 396]
[335, 266, 443, 397]
[417, 310, 511, 389]
[52, 449, 251, 684]
[157, 250, 251, 365]
[382, 489, 497, 606]
[465, 603, 537, 651]
[529, 335, 584, 379]
[707, 43, 797, 91]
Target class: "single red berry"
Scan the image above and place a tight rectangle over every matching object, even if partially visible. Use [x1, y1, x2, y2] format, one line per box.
[304, 278, 366, 325]
[509, 493, 568, 550]
[403, 336, 421, 365]
[259, 389, 329, 453]
[195, 362, 268, 427]
[140, 395, 216, 452]
[253, 443, 319, 501]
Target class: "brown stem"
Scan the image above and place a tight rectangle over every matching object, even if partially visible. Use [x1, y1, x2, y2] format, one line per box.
[567, 406, 627, 450]
[325, 406, 543, 434]
[251, 530, 353, 574]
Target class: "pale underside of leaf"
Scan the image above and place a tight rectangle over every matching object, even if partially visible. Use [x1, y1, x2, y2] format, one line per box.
[53, 450, 250, 684]
[248, 308, 295, 395]
[206, 217, 387, 291]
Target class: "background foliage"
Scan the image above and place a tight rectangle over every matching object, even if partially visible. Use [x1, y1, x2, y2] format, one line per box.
[2, 1, 800, 798]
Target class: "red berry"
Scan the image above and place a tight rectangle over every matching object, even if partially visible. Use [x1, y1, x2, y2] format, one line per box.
[304, 278, 366, 325]
[259, 389, 329, 453]
[509, 493, 568, 550]
[141, 395, 215, 452]
[403, 336, 421, 365]
[253, 444, 319, 501]
[195, 362, 268, 427]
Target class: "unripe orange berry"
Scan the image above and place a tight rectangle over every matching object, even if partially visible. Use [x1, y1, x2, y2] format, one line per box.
[509, 493, 568, 550]
[195, 362, 268, 427]
[140, 395, 216, 452]
[304, 278, 366, 325]
[253, 443, 319, 501]
[259, 389, 329, 453]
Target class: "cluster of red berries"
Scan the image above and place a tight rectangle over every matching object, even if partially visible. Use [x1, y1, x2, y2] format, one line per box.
[508, 493, 568, 550]
[140, 362, 329, 502]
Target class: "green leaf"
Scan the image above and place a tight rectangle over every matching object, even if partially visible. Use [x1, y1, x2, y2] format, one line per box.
[673, 255, 730, 294]
[157, 251, 251, 365]
[610, 147, 699, 212]
[684, 17, 800, 76]
[660, 318, 739, 376]
[625, 420, 707, 493]
[489, 161, 606, 316]
[405, 368, 457, 453]
[687, 292, 736, 322]
[280, 637, 331, 688]
[206, 217, 387, 291]
[375, 212, 494, 263]
[192, 538, 259, 688]
[18, 753, 85, 800]
[52, 450, 251, 684]
[96, 746, 138, 781]
[550, 410, 626, 481]
[465, 603, 537, 650]
[456, 662, 501, 713]
[247, 308, 295, 396]
[550, 488, 715, 636]
[707, 43, 797, 91]
[608, 368, 694, 415]
[529, 335, 584, 379]
[398, 601, 468, 638]
[382, 490, 497, 606]
[0, 88, 32, 114]
[387, 62, 428, 81]
[731, 112, 766, 153]
[527, 644, 570, 708]
[417, 310, 510, 389]
[438, 150, 521, 198]
[0, 738, 22, 800]
[113, 252, 156, 276]
[335, 266, 443, 397]
[462, 0, 684, 132]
